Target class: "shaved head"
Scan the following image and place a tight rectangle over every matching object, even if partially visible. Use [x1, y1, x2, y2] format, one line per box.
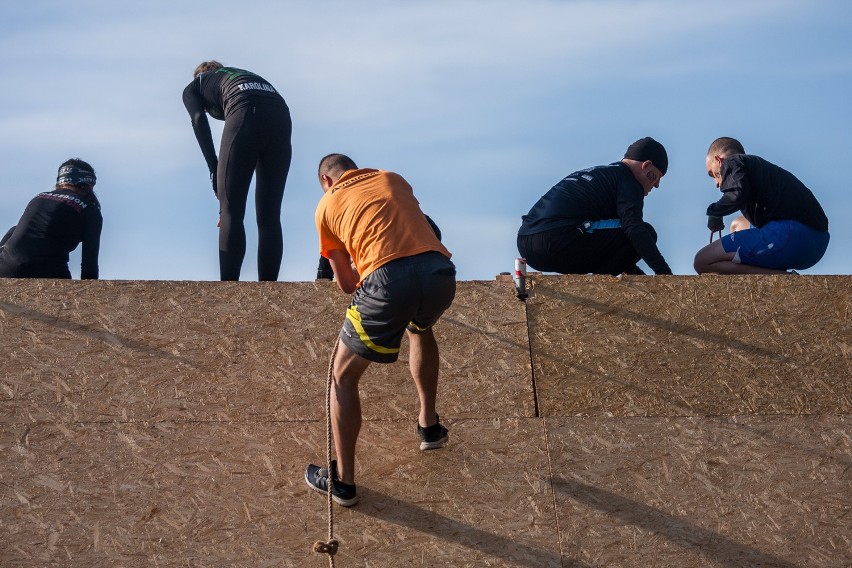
[707, 137, 745, 158]
[318, 153, 358, 182]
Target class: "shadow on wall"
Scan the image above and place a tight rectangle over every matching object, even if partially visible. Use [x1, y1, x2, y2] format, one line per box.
[553, 478, 800, 568]
[355, 487, 582, 568]
[0, 301, 199, 369]
[532, 282, 790, 363]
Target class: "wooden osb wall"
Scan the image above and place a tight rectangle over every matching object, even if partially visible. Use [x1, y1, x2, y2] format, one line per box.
[1, 276, 849, 567]
[525, 274, 850, 417]
[0, 279, 530, 425]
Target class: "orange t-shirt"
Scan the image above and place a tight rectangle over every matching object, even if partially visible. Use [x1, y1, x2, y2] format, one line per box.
[315, 169, 451, 282]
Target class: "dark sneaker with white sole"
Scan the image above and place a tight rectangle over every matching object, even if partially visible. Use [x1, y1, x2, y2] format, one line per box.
[417, 414, 449, 450]
[304, 460, 359, 507]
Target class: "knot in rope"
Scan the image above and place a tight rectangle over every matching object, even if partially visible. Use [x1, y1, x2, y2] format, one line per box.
[313, 539, 339, 556]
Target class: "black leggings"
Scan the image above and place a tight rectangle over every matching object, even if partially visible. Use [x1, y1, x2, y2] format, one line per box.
[217, 103, 292, 281]
[518, 224, 657, 276]
[0, 253, 71, 278]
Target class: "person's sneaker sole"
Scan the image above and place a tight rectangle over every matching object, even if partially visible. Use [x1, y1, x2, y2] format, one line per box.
[419, 432, 448, 451]
[304, 466, 359, 507]
[420, 436, 450, 451]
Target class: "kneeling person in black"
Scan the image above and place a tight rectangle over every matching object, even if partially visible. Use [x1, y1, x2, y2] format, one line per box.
[0, 159, 102, 279]
[517, 137, 672, 276]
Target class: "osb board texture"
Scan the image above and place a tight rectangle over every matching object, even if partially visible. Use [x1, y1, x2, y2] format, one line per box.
[549, 414, 851, 568]
[0, 279, 531, 424]
[527, 275, 851, 417]
[1, 418, 559, 568]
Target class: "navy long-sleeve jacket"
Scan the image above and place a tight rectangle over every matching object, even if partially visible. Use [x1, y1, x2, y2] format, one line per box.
[519, 162, 671, 274]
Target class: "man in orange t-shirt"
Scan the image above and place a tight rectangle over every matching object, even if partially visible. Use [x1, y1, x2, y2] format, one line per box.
[305, 154, 456, 506]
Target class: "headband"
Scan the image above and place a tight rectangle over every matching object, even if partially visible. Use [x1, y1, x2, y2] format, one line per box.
[57, 165, 97, 187]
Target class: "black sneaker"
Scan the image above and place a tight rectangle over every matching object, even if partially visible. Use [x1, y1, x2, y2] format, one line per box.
[417, 415, 449, 450]
[304, 460, 359, 507]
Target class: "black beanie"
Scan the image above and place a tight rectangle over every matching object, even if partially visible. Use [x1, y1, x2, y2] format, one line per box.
[624, 137, 668, 175]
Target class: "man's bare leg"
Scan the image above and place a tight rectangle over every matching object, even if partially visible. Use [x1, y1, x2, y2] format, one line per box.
[694, 240, 786, 274]
[407, 328, 440, 428]
[331, 342, 371, 485]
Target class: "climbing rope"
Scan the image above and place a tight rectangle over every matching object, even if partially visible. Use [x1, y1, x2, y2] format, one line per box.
[313, 338, 340, 566]
[710, 229, 722, 244]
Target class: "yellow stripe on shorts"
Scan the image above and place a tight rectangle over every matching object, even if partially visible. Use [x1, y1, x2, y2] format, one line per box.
[407, 321, 430, 332]
[345, 305, 400, 355]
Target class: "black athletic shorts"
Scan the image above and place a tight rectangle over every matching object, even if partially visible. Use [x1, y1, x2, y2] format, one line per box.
[340, 252, 456, 363]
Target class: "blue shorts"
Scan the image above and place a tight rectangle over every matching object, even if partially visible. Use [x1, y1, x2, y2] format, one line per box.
[721, 220, 829, 270]
[340, 252, 456, 363]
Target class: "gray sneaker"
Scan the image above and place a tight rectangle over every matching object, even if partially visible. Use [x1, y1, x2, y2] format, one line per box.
[417, 415, 449, 450]
[304, 460, 359, 507]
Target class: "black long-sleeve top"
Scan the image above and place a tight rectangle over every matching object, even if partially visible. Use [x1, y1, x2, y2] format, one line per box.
[519, 162, 671, 274]
[2, 189, 102, 278]
[182, 66, 288, 175]
[707, 154, 828, 232]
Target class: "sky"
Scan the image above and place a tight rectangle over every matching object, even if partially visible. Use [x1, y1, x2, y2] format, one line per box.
[1, 0, 850, 281]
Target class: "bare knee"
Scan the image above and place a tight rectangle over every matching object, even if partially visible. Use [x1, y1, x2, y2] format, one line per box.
[694, 239, 737, 274]
[333, 342, 371, 390]
[694, 242, 721, 274]
[693, 251, 709, 274]
[730, 216, 750, 233]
